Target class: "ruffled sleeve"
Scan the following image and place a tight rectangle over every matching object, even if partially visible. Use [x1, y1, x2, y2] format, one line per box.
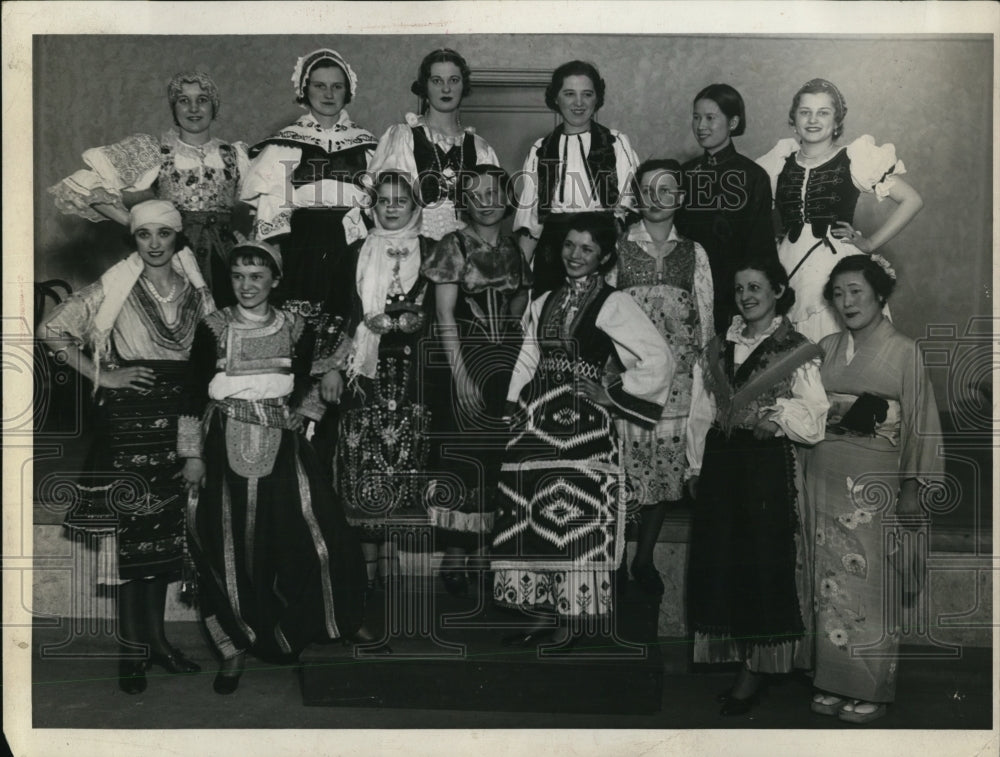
[692, 241, 715, 346]
[512, 137, 545, 238]
[48, 133, 162, 222]
[241, 143, 301, 239]
[755, 138, 800, 198]
[39, 280, 106, 348]
[232, 140, 252, 196]
[846, 134, 907, 200]
[612, 130, 641, 216]
[763, 356, 830, 445]
[367, 123, 419, 183]
[506, 293, 547, 402]
[596, 291, 674, 426]
[685, 359, 716, 477]
[472, 132, 501, 166]
[421, 233, 465, 284]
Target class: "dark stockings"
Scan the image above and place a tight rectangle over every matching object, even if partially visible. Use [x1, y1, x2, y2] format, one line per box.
[633, 500, 674, 569]
[118, 576, 175, 658]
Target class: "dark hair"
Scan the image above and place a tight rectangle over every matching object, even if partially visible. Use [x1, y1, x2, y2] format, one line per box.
[456, 164, 516, 218]
[563, 212, 618, 273]
[368, 169, 419, 207]
[296, 59, 353, 106]
[735, 255, 796, 316]
[822, 254, 896, 304]
[544, 60, 606, 112]
[634, 158, 684, 214]
[229, 246, 281, 279]
[693, 83, 747, 137]
[411, 48, 472, 112]
[127, 228, 191, 253]
[788, 78, 847, 140]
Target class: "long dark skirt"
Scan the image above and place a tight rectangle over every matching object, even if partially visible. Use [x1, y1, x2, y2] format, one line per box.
[279, 207, 354, 320]
[188, 412, 366, 660]
[687, 427, 805, 664]
[63, 359, 189, 581]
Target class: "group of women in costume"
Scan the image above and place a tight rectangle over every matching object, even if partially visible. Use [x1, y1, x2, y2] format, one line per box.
[43, 46, 942, 724]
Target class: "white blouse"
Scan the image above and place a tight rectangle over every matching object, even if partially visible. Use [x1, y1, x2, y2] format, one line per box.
[685, 316, 829, 476]
[507, 289, 674, 425]
[513, 129, 640, 239]
[240, 111, 374, 240]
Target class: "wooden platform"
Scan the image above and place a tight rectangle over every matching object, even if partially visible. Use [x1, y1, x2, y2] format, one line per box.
[299, 574, 671, 713]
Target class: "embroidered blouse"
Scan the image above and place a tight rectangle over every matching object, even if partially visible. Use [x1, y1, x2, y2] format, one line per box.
[507, 284, 674, 427]
[685, 315, 829, 475]
[513, 125, 639, 238]
[50, 130, 250, 222]
[241, 111, 377, 240]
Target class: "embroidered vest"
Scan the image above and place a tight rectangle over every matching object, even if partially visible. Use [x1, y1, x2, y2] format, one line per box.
[411, 128, 478, 205]
[536, 122, 620, 223]
[775, 150, 860, 243]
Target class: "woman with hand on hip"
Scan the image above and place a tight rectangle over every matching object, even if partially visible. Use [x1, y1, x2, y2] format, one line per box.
[41, 200, 215, 694]
[49, 71, 250, 307]
[756, 78, 923, 343]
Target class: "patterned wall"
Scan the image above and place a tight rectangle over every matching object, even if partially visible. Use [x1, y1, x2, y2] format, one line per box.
[34, 34, 992, 356]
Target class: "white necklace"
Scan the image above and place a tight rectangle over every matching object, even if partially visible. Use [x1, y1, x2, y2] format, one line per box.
[142, 275, 179, 304]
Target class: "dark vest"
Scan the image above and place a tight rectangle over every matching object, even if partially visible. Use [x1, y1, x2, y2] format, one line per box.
[536, 122, 621, 223]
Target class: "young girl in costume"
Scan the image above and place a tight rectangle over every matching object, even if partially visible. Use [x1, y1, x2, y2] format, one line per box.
[685, 257, 828, 716]
[610, 159, 714, 594]
[179, 238, 373, 695]
[492, 212, 673, 647]
[421, 164, 532, 597]
[336, 171, 437, 594]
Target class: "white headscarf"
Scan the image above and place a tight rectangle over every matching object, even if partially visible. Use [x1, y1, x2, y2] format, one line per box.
[347, 207, 422, 383]
[291, 48, 359, 103]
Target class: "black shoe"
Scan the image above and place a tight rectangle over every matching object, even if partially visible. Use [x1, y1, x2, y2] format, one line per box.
[118, 659, 148, 695]
[441, 569, 469, 598]
[213, 653, 245, 695]
[149, 646, 201, 674]
[719, 691, 762, 716]
[716, 687, 733, 704]
[631, 562, 665, 595]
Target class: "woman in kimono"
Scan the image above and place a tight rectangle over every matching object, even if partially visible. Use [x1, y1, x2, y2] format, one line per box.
[756, 78, 923, 343]
[40, 200, 214, 694]
[686, 255, 828, 716]
[421, 164, 532, 597]
[336, 171, 437, 594]
[804, 255, 943, 724]
[49, 71, 250, 306]
[368, 48, 501, 241]
[611, 159, 714, 594]
[515, 60, 640, 296]
[492, 212, 673, 647]
[676, 83, 777, 333]
[179, 238, 373, 695]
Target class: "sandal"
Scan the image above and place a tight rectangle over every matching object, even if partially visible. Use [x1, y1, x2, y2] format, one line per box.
[838, 700, 887, 724]
[810, 691, 847, 716]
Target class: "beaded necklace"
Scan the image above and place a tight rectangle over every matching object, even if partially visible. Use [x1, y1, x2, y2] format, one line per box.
[141, 274, 180, 304]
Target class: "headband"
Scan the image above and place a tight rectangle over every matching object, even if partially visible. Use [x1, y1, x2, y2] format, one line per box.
[800, 78, 847, 116]
[232, 238, 284, 276]
[292, 48, 358, 100]
[130, 199, 183, 233]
